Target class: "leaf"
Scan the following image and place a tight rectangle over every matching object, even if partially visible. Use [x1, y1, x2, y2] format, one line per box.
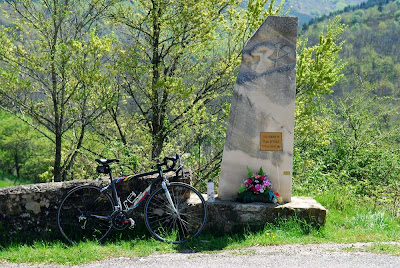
[238, 185, 246, 194]
[247, 166, 253, 178]
[258, 166, 265, 176]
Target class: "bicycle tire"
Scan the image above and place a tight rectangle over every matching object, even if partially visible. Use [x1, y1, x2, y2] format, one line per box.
[57, 185, 114, 244]
[144, 182, 207, 244]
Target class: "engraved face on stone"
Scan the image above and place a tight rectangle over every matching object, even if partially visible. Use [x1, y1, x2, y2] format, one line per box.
[238, 41, 296, 85]
[248, 44, 276, 73]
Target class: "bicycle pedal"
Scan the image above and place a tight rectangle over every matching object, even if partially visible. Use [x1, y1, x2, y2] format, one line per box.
[128, 218, 135, 229]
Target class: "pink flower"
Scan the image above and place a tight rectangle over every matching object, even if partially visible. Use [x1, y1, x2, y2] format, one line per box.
[247, 178, 253, 184]
[255, 184, 262, 192]
[263, 179, 271, 188]
[255, 174, 261, 179]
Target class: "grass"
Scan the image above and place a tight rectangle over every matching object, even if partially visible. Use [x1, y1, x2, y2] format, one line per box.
[1, 191, 400, 265]
[0, 178, 14, 188]
[0, 239, 176, 265]
[344, 243, 400, 256]
[362, 244, 400, 256]
[0, 170, 34, 188]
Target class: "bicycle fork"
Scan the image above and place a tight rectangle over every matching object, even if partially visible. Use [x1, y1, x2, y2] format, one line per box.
[162, 181, 179, 216]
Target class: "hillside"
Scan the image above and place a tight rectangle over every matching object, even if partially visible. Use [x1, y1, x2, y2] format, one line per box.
[284, 0, 365, 25]
[304, 0, 400, 98]
[0, 1, 365, 28]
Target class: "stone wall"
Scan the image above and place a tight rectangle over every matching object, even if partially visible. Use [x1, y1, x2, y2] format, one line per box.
[0, 171, 190, 242]
[0, 171, 327, 243]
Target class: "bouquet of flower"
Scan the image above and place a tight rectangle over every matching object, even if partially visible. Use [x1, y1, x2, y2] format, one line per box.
[237, 166, 279, 203]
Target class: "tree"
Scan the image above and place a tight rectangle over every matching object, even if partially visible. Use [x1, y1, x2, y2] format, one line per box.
[0, 0, 118, 181]
[109, 0, 284, 162]
[0, 110, 51, 183]
[295, 16, 346, 136]
[293, 16, 347, 193]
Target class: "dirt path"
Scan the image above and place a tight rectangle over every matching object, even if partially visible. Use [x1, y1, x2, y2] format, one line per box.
[2, 242, 400, 268]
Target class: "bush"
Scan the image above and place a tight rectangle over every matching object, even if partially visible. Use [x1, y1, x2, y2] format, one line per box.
[293, 85, 400, 214]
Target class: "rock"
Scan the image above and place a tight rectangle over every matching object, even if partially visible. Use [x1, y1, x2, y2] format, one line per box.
[206, 196, 327, 233]
[277, 196, 328, 226]
[219, 16, 298, 202]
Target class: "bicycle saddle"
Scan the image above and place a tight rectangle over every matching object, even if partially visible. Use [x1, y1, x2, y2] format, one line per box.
[95, 158, 120, 165]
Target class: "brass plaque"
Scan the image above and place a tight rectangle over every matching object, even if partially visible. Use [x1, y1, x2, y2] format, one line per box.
[260, 132, 282, 151]
[283, 171, 290, 175]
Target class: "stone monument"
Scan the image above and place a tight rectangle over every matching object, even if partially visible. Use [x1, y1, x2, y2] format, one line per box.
[219, 16, 298, 202]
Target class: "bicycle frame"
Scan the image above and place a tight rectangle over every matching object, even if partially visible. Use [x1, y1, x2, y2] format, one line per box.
[100, 158, 183, 215]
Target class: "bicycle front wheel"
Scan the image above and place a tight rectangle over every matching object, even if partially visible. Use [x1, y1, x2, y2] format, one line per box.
[57, 185, 114, 244]
[145, 182, 207, 244]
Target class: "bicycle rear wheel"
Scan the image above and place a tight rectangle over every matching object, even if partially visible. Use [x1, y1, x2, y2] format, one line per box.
[144, 182, 207, 244]
[57, 185, 114, 244]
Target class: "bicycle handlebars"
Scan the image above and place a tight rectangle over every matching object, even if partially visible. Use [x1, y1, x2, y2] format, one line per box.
[96, 154, 183, 177]
[158, 153, 182, 172]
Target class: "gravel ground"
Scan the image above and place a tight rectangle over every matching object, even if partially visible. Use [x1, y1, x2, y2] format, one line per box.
[2, 242, 400, 268]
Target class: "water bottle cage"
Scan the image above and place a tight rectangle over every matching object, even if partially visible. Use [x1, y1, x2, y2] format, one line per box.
[126, 191, 137, 203]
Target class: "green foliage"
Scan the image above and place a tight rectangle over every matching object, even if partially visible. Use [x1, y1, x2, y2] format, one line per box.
[295, 16, 346, 146]
[297, 16, 346, 98]
[257, 166, 265, 176]
[304, 0, 400, 98]
[0, 110, 51, 183]
[0, 0, 118, 181]
[293, 82, 400, 213]
[238, 185, 246, 194]
[295, 4, 400, 213]
[247, 166, 253, 178]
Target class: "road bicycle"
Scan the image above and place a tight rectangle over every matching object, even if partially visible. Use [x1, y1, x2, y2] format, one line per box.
[57, 154, 207, 244]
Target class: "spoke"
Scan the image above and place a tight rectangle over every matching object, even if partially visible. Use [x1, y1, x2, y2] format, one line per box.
[178, 218, 188, 240]
[173, 218, 180, 241]
[149, 195, 170, 209]
[170, 186, 180, 211]
[153, 217, 173, 229]
[151, 193, 177, 213]
[179, 211, 202, 221]
[149, 214, 173, 225]
[147, 210, 174, 219]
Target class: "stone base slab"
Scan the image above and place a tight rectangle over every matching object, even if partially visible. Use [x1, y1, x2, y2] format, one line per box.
[205, 196, 327, 233]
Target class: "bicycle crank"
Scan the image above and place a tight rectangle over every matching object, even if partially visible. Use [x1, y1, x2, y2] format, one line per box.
[111, 210, 135, 230]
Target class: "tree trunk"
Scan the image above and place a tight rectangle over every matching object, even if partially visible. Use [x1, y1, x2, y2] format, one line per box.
[13, 151, 20, 185]
[150, 0, 164, 160]
[62, 124, 86, 181]
[51, 4, 61, 182]
[54, 130, 62, 182]
[151, 132, 164, 160]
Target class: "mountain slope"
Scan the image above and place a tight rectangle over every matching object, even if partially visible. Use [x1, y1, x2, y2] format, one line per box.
[304, 0, 400, 98]
[284, 0, 365, 26]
